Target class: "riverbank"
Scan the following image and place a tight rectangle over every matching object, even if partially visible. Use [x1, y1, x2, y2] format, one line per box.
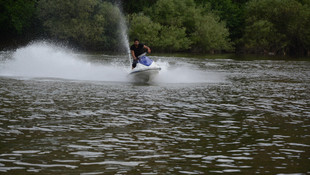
[1, 41, 309, 62]
[152, 53, 310, 61]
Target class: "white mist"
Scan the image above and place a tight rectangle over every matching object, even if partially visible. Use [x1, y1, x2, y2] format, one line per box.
[0, 42, 128, 82]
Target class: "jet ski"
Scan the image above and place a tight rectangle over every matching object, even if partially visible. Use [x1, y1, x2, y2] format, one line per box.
[128, 53, 161, 82]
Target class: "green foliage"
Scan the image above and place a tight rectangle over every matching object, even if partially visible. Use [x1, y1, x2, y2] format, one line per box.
[128, 13, 191, 52]
[0, 0, 36, 35]
[99, 2, 123, 50]
[243, 0, 310, 55]
[131, 0, 232, 52]
[195, 0, 249, 42]
[149, 0, 197, 28]
[128, 14, 162, 47]
[243, 20, 287, 53]
[122, 0, 157, 14]
[191, 14, 232, 52]
[37, 0, 122, 50]
[1, 0, 309, 55]
[158, 26, 191, 51]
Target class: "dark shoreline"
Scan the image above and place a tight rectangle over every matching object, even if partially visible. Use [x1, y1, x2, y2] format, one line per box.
[1, 41, 309, 61]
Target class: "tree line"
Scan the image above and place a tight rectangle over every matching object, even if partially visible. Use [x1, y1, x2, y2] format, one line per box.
[0, 0, 309, 56]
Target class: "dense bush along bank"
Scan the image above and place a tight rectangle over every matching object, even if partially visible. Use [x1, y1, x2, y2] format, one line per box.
[0, 0, 309, 56]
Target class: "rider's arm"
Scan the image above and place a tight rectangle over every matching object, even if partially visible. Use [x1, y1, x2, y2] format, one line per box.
[144, 45, 151, 53]
[131, 50, 137, 60]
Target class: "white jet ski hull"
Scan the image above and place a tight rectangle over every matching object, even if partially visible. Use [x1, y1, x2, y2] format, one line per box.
[129, 67, 161, 82]
[128, 57, 161, 83]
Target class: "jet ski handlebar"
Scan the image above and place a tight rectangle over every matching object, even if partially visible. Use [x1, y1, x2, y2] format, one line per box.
[137, 52, 147, 58]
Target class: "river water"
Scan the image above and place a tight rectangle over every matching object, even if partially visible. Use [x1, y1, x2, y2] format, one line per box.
[0, 43, 309, 174]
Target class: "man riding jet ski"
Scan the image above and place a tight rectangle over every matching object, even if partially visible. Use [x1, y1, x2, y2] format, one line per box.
[130, 38, 151, 69]
[129, 39, 161, 82]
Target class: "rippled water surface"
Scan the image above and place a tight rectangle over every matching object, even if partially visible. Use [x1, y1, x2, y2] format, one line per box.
[0, 44, 310, 174]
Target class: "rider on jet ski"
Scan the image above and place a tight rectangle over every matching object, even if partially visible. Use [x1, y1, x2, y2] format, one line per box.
[130, 38, 151, 69]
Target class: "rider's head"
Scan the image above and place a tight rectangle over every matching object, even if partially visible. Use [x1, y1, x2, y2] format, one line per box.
[134, 38, 139, 46]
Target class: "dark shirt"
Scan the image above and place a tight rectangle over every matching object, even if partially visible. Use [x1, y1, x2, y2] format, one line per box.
[130, 43, 144, 58]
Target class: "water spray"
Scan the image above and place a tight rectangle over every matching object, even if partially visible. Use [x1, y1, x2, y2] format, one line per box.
[116, 1, 132, 67]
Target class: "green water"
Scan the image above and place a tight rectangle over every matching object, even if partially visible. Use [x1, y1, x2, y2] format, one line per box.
[0, 47, 309, 174]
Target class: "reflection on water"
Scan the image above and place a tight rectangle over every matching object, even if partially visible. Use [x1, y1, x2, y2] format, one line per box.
[0, 48, 310, 174]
